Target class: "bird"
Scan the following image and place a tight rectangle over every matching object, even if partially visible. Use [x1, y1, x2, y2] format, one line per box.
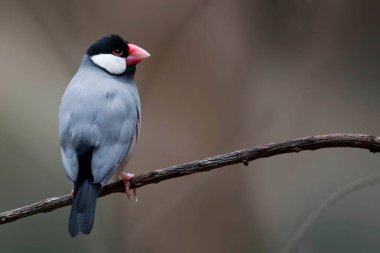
[59, 34, 150, 237]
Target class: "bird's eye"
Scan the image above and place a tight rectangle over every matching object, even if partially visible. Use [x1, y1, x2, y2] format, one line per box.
[112, 48, 123, 56]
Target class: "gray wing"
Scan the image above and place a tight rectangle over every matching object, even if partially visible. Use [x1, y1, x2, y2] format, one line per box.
[59, 89, 81, 183]
[91, 89, 140, 185]
[59, 71, 140, 186]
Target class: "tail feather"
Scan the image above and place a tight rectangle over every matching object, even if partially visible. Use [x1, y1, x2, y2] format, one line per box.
[69, 179, 101, 237]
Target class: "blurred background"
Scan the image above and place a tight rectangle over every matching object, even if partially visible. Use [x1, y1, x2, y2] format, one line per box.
[0, 0, 380, 252]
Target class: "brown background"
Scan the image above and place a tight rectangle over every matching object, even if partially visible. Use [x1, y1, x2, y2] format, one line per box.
[0, 0, 380, 252]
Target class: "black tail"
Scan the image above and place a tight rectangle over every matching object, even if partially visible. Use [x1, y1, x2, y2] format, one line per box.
[69, 179, 101, 237]
[68, 146, 101, 237]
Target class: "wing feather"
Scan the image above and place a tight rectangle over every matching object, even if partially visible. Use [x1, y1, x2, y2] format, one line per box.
[59, 64, 141, 185]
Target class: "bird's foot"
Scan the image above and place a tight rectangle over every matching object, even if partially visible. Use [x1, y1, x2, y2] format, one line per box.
[119, 172, 138, 202]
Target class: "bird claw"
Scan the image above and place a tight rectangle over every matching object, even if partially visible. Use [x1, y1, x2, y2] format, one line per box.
[119, 172, 138, 202]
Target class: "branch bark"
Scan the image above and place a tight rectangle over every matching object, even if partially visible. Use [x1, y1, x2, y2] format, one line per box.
[1, 133, 379, 225]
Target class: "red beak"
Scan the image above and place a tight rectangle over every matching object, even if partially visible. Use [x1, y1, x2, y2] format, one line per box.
[127, 44, 150, 65]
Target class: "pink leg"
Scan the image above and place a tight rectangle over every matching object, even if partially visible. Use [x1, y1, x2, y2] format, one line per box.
[119, 172, 138, 202]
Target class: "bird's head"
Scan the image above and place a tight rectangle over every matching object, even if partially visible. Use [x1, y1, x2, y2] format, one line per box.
[86, 34, 150, 75]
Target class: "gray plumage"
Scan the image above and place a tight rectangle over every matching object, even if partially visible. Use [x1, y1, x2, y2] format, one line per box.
[60, 55, 140, 186]
[59, 35, 144, 237]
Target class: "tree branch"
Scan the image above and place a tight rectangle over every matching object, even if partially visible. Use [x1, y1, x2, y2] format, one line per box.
[1, 133, 379, 225]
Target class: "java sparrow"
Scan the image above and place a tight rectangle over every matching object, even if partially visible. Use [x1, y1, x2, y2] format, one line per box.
[59, 34, 150, 237]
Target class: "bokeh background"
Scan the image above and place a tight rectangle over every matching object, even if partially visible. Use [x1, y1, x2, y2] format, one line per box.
[1, 0, 380, 252]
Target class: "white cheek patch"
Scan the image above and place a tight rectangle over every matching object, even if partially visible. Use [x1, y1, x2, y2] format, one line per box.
[90, 54, 126, 74]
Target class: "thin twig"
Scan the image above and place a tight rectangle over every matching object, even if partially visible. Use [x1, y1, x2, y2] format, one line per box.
[280, 173, 380, 253]
[1, 133, 379, 225]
